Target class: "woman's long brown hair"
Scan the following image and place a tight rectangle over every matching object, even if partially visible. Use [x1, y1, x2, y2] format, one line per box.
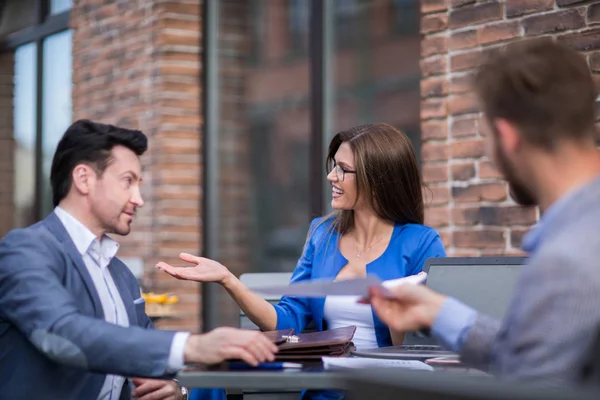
[323, 123, 424, 235]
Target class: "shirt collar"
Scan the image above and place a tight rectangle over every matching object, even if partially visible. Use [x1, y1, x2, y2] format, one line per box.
[54, 206, 119, 259]
[522, 177, 600, 253]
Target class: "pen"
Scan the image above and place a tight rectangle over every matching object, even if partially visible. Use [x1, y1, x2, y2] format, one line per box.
[228, 362, 303, 370]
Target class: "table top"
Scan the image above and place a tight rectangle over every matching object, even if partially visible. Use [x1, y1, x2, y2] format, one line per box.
[177, 365, 348, 390]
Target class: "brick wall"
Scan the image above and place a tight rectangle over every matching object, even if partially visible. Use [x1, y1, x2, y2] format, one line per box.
[0, 52, 14, 239]
[71, 0, 203, 332]
[420, 0, 600, 255]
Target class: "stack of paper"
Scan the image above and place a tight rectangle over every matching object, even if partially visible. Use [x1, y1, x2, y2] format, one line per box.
[252, 272, 427, 299]
[322, 357, 434, 371]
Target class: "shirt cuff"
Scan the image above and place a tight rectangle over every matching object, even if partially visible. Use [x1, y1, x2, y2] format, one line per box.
[431, 297, 477, 353]
[166, 332, 191, 373]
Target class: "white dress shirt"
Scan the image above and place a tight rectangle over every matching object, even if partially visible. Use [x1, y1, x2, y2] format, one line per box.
[54, 207, 189, 400]
[323, 295, 379, 350]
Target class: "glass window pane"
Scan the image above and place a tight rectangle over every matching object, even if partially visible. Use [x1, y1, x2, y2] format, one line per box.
[331, 0, 421, 162]
[42, 30, 72, 217]
[13, 43, 37, 228]
[50, 0, 73, 15]
[215, 0, 311, 327]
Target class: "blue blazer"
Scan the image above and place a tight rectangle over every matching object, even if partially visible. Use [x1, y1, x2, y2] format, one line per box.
[0, 213, 176, 400]
[274, 217, 446, 347]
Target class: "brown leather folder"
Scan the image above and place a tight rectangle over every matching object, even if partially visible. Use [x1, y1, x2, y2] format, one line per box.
[273, 325, 357, 361]
[263, 328, 294, 345]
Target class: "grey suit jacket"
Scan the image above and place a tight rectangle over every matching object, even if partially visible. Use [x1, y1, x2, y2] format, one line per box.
[460, 177, 600, 386]
[0, 213, 177, 399]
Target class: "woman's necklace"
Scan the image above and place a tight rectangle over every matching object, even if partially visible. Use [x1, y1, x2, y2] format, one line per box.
[352, 233, 385, 259]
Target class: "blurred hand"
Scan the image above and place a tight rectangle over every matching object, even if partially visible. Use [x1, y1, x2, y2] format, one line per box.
[156, 253, 234, 285]
[184, 327, 278, 366]
[131, 378, 181, 400]
[366, 284, 447, 333]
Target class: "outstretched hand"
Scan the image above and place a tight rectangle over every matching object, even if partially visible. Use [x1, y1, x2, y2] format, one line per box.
[365, 283, 447, 333]
[156, 253, 233, 285]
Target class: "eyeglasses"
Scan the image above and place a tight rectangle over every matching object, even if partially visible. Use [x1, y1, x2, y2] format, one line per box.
[331, 161, 356, 182]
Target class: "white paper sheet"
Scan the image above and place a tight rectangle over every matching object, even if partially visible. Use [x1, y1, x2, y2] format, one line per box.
[252, 272, 427, 298]
[322, 357, 434, 371]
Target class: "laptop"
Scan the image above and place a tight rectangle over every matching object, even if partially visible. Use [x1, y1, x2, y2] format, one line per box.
[352, 256, 526, 360]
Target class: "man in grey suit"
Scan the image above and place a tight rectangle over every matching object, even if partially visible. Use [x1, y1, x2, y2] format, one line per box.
[0, 120, 277, 399]
[369, 38, 600, 386]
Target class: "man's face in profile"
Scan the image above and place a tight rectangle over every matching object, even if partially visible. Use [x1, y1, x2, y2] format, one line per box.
[480, 115, 538, 207]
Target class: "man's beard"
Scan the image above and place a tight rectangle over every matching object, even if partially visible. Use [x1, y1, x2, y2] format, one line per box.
[495, 144, 538, 207]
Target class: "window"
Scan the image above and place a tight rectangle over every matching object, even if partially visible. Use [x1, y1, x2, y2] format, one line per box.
[0, 0, 72, 232]
[204, 0, 421, 330]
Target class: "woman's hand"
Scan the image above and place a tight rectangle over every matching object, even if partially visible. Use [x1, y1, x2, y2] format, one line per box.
[156, 253, 234, 285]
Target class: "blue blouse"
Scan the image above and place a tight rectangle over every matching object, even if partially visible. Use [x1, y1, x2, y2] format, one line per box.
[273, 217, 447, 347]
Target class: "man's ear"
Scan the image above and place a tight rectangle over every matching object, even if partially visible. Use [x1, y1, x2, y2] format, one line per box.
[494, 118, 521, 155]
[71, 164, 95, 195]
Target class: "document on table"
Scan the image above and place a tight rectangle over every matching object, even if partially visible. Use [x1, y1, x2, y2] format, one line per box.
[322, 357, 433, 371]
[252, 272, 427, 299]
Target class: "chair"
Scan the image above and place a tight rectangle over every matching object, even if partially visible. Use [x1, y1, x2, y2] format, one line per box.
[239, 272, 292, 329]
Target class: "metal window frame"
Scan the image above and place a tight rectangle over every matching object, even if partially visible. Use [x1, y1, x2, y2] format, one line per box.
[201, 0, 332, 332]
[0, 0, 71, 222]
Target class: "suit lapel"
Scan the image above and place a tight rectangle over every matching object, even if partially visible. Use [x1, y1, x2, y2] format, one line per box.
[108, 260, 138, 325]
[43, 213, 105, 319]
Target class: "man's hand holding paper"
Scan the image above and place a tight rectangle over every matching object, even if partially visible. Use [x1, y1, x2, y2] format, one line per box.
[252, 271, 428, 299]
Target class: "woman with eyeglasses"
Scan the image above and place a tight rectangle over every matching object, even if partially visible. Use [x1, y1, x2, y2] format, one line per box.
[158, 123, 446, 400]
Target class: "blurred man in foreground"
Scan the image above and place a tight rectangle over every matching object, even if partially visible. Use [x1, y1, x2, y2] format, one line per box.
[370, 38, 600, 386]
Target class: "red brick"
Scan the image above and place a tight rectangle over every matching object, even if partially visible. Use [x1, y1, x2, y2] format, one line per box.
[506, 0, 553, 18]
[449, 1, 503, 29]
[422, 36, 448, 58]
[421, 13, 448, 34]
[477, 21, 520, 45]
[451, 162, 476, 181]
[556, 0, 589, 6]
[449, 73, 474, 95]
[425, 206, 450, 228]
[424, 186, 450, 205]
[452, 138, 485, 159]
[448, 94, 478, 116]
[449, 30, 478, 51]
[558, 29, 600, 52]
[421, 57, 447, 77]
[479, 160, 503, 179]
[421, 76, 448, 98]
[452, 183, 507, 203]
[422, 0, 447, 14]
[593, 53, 600, 72]
[422, 120, 448, 141]
[453, 229, 506, 249]
[422, 165, 449, 183]
[421, 98, 447, 120]
[510, 227, 530, 249]
[422, 142, 449, 162]
[452, 207, 481, 226]
[479, 206, 537, 226]
[523, 9, 585, 36]
[452, 116, 478, 138]
[450, 0, 476, 7]
[450, 51, 483, 72]
[590, 3, 600, 25]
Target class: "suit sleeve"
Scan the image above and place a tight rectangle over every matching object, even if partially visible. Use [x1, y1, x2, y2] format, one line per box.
[273, 219, 321, 333]
[464, 250, 600, 385]
[0, 230, 176, 378]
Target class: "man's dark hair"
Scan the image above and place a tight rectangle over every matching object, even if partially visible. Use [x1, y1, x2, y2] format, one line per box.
[474, 38, 597, 150]
[50, 119, 148, 207]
